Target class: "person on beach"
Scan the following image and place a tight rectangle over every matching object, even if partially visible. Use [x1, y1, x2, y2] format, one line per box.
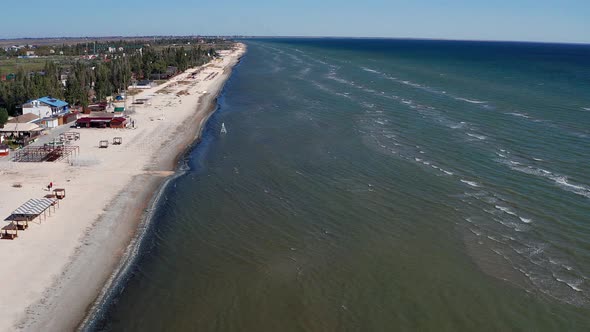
[50, 182, 53, 189]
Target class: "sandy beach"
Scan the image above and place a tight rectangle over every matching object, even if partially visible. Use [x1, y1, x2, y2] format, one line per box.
[0, 43, 245, 332]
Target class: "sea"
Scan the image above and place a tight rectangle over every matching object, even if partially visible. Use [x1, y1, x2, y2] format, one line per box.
[87, 39, 590, 331]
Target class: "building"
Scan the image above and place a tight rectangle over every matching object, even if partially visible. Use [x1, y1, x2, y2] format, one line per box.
[7, 113, 40, 124]
[75, 116, 127, 129]
[22, 96, 69, 119]
[150, 66, 178, 80]
[129, 80, 156, 90]
[0, 123, 44, 146]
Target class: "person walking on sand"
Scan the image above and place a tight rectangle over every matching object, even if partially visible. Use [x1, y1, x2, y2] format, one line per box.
[50, 182, 53, 190]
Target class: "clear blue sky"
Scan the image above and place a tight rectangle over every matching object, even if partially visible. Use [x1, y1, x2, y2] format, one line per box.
[1, 0, 589, 43]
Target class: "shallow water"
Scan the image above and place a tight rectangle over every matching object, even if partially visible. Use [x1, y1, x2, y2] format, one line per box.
[91, 39, 590, 331]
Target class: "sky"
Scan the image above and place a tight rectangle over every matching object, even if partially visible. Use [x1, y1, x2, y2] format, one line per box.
[1, 0, 589, 43]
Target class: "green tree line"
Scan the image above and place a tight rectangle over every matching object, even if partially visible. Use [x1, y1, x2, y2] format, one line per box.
[0, 43, 219, 116]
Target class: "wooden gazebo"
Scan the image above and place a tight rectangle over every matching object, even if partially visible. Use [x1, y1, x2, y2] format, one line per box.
[53, 188, 66, 200]
[1, 223, 18, 240]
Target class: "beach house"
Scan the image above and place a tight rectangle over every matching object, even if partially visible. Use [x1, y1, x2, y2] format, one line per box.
[22, 96, 69, 119]
[21, 96, 70, 129]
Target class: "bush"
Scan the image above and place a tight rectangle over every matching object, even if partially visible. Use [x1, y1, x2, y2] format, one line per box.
[0, 107, 8, 126]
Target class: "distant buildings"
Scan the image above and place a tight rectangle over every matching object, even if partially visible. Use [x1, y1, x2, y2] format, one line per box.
[129, 80, 156, 90]
[150, 66, 178, 80]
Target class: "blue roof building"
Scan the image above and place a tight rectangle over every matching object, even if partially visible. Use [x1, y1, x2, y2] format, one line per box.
[21, 96, 70, 126]
[36, 96, 69, 109]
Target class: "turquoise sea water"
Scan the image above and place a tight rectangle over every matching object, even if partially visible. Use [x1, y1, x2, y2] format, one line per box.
[90, 39, 590, 331]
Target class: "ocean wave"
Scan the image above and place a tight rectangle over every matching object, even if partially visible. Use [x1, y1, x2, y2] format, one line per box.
[400, 80, 423, 88]
[360, 66, 445, 95]
[582, 107, 590, 112]
[495, 205, 518, 216]
[454, 97, 488, 104]
[466, 133, 486, 140]
[555, 277, 584, 292]
[326, 71, 355, 86]
[361, 67, 381, 74]
[469, 228, 482, 236]
[519, 217, 533, 224]
[460, 179, 480, 187]
[506, 112, 530, 119]
[310, 80, 352, 99]
[450, 122, 467, 129]
[553, 176, 590, 199]
[502, 160, 590, 199]
[359, 66, 496, 111]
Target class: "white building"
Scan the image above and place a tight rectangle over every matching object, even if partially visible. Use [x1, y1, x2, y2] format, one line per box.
[21, 96, 69, 119]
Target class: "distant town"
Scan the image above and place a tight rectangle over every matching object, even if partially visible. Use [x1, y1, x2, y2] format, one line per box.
[0, 36, 233, 151]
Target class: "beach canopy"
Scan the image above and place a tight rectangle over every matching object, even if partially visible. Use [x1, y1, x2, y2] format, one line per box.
[10, 198, 56, 217]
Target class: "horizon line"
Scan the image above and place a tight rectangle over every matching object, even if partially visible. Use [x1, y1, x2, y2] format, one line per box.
[0, 35, 588, 46]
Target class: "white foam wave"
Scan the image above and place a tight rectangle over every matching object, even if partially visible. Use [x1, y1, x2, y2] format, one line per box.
[582, 107, 590, 112]
[470, 228, 482, 236]
[504, 161, 590, 199]
[454, 97, 487, 104]
[555, 277, 583, 292]
[326, 72, 355, 86]
[519, 217, 533, 224]
[495, 205, 517, 216]
[311, 81, 352, 99]
[506, 112, 530, 119]
[460, 179, 480, 187]
[361, 67, 381, 74]
[450, 122, 467, 129]
[553, 176, 590, 198]
[400, 80, 422, 88]
[467, 133, 486, 140]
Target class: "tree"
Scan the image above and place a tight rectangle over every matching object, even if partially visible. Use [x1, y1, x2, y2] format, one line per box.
[0, 107, 8, 126]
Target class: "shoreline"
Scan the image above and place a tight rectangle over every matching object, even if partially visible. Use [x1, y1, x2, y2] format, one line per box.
[0, 43, 246, 332]
[81, 74, 237, 331]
